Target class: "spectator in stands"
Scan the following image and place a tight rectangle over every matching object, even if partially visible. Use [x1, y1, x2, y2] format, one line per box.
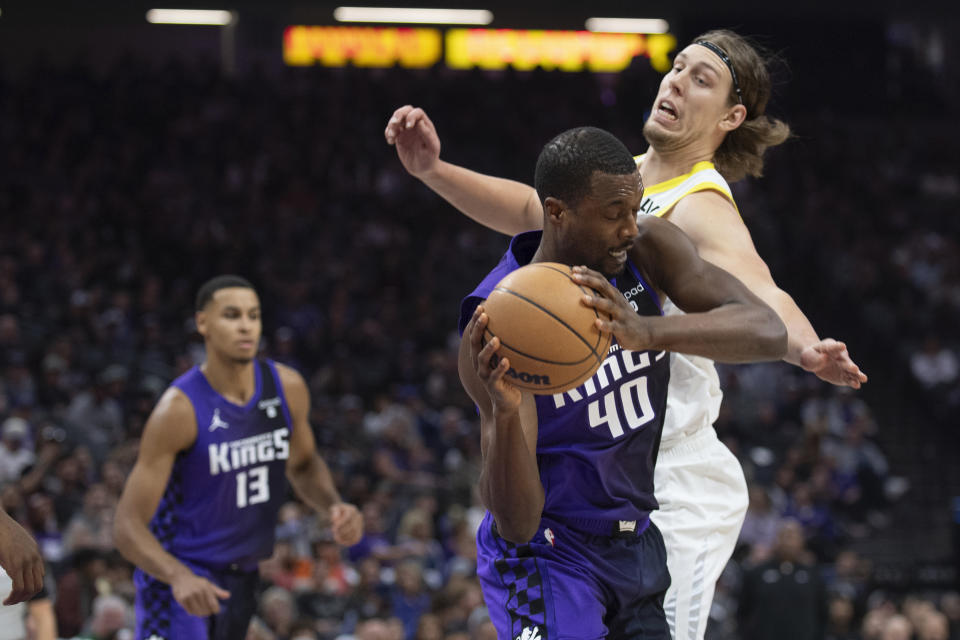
[739, 519, 827, 640]
[0, 418, 34, 484]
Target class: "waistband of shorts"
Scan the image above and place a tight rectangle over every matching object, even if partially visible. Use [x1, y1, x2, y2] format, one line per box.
[545, 514, 651, 538]
[657, 425, 718, 457]
[182, 557, 260, 575]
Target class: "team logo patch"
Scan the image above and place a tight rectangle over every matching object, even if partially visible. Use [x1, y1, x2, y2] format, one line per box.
[258, 396, 281, 418]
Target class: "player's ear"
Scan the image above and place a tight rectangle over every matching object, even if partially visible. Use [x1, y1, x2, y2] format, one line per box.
[543, 197, 565, 226]
[719, 103, 747, 132]
[195, 311, 208, 337]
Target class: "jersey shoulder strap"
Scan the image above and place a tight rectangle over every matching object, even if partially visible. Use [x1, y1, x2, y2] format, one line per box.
[634, 154, 739, 218]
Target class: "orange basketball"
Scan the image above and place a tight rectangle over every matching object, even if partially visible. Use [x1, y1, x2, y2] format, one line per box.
[482, 262, 612, 394]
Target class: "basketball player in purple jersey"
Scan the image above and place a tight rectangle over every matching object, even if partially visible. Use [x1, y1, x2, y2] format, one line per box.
[114, 275, 363, 640]
[458, 127, 786, 639]
[389, 29, 866, 640]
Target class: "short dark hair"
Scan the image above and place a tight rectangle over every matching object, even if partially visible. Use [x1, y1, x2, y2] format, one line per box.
[534, 126, 638, 208]
[195, 275, 256, 311]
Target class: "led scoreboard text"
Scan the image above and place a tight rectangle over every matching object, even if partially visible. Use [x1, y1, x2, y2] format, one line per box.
[284, 26, 442, 68]
[284, 26, 676, 73]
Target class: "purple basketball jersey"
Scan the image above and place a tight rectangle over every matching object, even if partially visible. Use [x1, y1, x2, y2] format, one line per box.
[460, 231, 670, 525]
[148, 359, 293, 569]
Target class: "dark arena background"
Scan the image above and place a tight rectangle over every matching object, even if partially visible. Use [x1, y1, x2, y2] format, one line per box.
[0, 1, 958, 638]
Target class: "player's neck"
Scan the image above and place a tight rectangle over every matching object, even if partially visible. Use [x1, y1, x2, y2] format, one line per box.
[641, 143, 716, 186]
[201, 355, 257, 405]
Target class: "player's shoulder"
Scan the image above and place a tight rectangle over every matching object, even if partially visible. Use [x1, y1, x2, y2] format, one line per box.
[273, 361, 306, 388]
[153, 385, 196, 422]
[667, 189, 742, 237]
[142, 386, 197, 452]
[273, 362, 309, 402]
[674, 188, 738, 214]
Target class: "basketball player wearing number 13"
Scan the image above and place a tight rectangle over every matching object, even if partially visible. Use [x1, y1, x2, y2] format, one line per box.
[458, 127, 787, 639]
[114, 276, 363, 640]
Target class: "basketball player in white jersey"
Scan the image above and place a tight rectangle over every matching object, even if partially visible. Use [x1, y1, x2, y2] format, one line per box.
[384, 29, 867, 640]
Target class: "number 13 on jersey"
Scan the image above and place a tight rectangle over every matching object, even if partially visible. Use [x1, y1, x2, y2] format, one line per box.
[236, 465, 270, 508]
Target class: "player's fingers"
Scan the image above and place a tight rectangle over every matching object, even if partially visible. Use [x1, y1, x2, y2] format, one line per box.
[469, 310, 489, 353]
[331, 505, 357, 529]
[3, 566, 25, 605]
[404, 107, 426, 128]
[213, 585, 231, 600]
[476, 336, 501, 376]
[180, 593, 201, 616]
[391, 104, 413, 119]
[335, 517, 361, 543]
[570, 268, 604, 288]
[820, 342, 847, 355]
[415, 110, 438, 136]
[389, 105, 414, 127]
[334, 526, 360, 546]
[385, 105, 414, 141]
[595, 317, 616, 334]
[27, 562, 43, 599]
[582, 293, 618, 316]
[204, 587, 222, 615]
[571, 268, 619, 300]
[350, 514, 364, 540]
[487, 356, 510, 387]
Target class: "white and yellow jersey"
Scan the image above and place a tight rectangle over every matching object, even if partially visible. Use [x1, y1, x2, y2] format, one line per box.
[634, 154, 737, 447]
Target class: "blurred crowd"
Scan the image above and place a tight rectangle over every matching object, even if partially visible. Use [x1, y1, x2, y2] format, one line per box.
[0, 47, 956, 640]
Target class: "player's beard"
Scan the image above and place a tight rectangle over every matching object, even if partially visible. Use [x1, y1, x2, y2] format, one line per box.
[642, 118, 686, 154]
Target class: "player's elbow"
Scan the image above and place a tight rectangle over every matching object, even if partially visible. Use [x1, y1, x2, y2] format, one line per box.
[112, 504, 144, 562]
[285, 453, 318, 486]
[112, 510, 134, 559]
[493, 515, 540, 544]
[486, 495, 544, 544]
[756, 306, 788, 360]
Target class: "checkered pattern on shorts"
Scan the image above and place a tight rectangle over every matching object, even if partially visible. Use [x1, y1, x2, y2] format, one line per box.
[493, 541, 548, 640]
[137, 576, 173, 640]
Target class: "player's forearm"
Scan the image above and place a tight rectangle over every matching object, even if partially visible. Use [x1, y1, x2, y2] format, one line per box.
[648, 302, 787, 362]
[420, 160, 543, 236]
[287, 454, 342, 514]
[755, 285, 820, 366]
[113, 514, 193, 585]
[478, 410, 544, 543]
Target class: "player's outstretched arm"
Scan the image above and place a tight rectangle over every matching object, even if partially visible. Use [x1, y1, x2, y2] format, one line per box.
[278, 364, 363, 547]
[458, 305, 543, 543]
[667, 191, 867, 387]
[114, 389, 231, 616]
[574, 216, 787, 362]
[0, 509, 44, 605]
[385, 105, 544, 235]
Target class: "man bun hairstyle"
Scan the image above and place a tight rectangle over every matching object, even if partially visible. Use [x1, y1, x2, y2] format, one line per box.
[695, 29, 791, 182]
[195, 275, 256, 311]
[534, 126, 639, 207]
